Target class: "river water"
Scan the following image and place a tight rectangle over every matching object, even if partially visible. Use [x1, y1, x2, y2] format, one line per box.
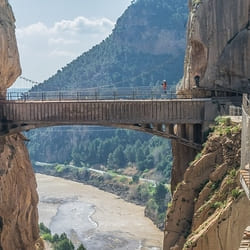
[36, 174, 163, 250]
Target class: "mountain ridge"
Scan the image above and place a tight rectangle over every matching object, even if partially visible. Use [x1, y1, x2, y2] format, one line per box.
[31, 0, 188, 91]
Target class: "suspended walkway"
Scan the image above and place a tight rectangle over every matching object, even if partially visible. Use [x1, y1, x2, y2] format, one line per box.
[0, 87, 222, 149]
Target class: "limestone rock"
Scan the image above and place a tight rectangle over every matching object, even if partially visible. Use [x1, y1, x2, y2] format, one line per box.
[178, 0, 250, 97]
[164, 124, 246, 250]
[0, 0, 21, 96]
[0, 135, 40, 250]
[187, 197, 250, 250]
[171, 141, 197, 193]
[0, 1, 41, 249]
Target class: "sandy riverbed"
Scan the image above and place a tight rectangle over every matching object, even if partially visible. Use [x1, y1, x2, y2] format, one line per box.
[36, 174, 163, 250]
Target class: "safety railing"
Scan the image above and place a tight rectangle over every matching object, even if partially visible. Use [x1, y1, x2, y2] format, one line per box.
[229, 105, 242, 116]
[241, 94, 250, 200]
[3, 86, 178, 101]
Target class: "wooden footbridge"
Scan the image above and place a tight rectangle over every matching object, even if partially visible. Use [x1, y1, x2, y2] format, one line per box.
[0, 87, 232, 149]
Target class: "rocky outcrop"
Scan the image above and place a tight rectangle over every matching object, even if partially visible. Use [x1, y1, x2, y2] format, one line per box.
[165, 0, 250, 247]
[0, 1, 41, 249]
[178, 0, 250, 97]
[0, 0, 21, 97]
[171, 142, 197, 193]
[164, 119, 250, 250]
[0, 135, 43, 250]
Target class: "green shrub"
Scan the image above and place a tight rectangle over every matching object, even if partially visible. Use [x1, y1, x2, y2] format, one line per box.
[231, 188, 241, 200]
[211, 180, 221, 191]
[132, 175, 139, 184]
[229, 168, 237, 178]
[119, 176, 128, 183]
[77, 244, 87, 250]
[54, 239, 74, 250]
[215, 116, 231, 126]
[146, 198, 158, 211]
[211, 201, 223, 209]
[55, 164, 65, 173]
[42, 233, 53, 242]
[195, 153, 202, 161]
[39, 222, 51, 235]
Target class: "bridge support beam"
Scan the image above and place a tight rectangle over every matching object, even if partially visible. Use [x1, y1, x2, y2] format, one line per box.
[176, 124, 186, 139]
[186, 124, 194, 142]
[165, 124, 174, 135]
[171, 141, 198, 193]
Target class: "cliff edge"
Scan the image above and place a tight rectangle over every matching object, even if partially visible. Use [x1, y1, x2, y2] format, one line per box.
[0, 1, 42, 249]
[164, 118, 250, 250]
[164, 0, 250, 248]
[178, 0, 250, 97]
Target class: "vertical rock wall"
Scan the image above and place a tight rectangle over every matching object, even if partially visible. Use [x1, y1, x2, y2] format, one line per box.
[165, 122, 250, 250]
[178, 0, 250, 97]
[0, 135, 42, 250]
[0, 1, 42, 249]
[0, 0, 21, 97]
[166, 0, 250, 249]
[171, 141, 197, 193]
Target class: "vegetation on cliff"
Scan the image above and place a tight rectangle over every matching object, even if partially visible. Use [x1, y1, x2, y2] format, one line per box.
[39, 223, 86, 250]
[28, 129, 172, 182]
[34, 162, 170, 230]
[164, 117, 248, 250]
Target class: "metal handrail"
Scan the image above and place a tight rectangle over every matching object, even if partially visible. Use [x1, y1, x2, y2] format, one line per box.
[3, 87, 178, 101]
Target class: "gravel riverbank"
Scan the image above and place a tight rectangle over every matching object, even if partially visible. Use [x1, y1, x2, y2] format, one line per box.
[36, 174, 163, 250]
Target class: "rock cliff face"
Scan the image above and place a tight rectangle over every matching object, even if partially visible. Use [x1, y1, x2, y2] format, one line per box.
[165, 1, 250, 248]
[0, 135, 43, 250]
[0, 1, 42, 249]
[0, 0, 21, 97]
[178, 0, 250, 97]
[164, 119, 250, 250]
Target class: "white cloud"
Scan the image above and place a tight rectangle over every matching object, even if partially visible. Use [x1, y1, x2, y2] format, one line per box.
[49, 49, 76, 57]
[48, 38, 80, 45]
[14, 16, 115, 85]
[16, 22, 49, 37]
[17, 16, 114, 37]
[52, 16, 114, 34]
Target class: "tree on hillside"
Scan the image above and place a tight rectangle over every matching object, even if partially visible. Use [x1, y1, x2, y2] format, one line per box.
[107, 145, 127, 168]
[154, 183, 168, 212]
[77, 244, 86, 250]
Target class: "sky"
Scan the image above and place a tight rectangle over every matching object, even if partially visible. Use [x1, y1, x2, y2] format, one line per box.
[8, 0, 131, 88]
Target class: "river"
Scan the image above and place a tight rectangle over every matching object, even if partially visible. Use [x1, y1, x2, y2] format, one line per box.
[36, 174, 163, 250]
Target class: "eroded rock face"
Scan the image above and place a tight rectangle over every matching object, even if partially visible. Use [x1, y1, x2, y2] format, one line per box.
[0, 0, 21, 97]
[178, 0, 250, 97]
[171, 141, 197, 193]
[164, 122, 250, 250]
[0, 1, 41, 249]
[0, 135, 42, 250]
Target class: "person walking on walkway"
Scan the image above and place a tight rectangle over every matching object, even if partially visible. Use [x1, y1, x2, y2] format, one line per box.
[162, 80, 167, 94]
[194, 74, 200, 88]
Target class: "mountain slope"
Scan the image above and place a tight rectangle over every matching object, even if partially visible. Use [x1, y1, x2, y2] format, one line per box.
[27, 0, 188, 184]
[31, 0, 188, 91]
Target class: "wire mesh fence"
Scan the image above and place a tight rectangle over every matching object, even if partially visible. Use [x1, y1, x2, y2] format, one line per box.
[3, 86, 178, 101]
